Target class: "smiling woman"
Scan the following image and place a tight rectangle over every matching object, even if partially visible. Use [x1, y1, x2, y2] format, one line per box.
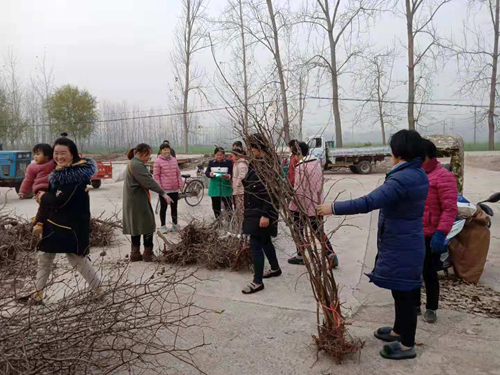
[18, 134, 102, 305]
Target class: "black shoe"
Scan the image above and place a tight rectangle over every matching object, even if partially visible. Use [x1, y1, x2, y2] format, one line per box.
[380, 342, 417, 360]
[263, 268, 282, 279]
[416, 306, 422, 316]
[288, 256, 304, 265]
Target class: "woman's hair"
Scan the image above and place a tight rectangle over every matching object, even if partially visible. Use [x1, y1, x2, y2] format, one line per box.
[422, 139, 437, 159]
[33, 143, 53, 160]
[214, 147, 226, 155]
[248, 133, 268, 153]
[298, 142, 309, 157]
[289, 139, 300, 155]
[158, 141, 171, 154]
[232, 141, 243, 148]
[390, 130, 425, 162]
[127, 143, 152, 160]
[53, 134, 81, 163]
[232, 146, 246, 156]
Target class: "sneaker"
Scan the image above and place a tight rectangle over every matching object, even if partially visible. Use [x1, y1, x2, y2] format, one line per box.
[423, 309, 437, 323]
[288, 256, 304, 265]
[328, 253, 339, 268]
[172, 224, 182, 231]
[159, 226, 168, 234]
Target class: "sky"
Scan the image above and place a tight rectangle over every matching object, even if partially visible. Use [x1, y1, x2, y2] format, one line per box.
[1, 0, 498, 143]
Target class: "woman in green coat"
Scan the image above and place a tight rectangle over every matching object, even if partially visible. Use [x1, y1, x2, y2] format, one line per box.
[205, 147, 233, 219]
[123, 143, 172, 262]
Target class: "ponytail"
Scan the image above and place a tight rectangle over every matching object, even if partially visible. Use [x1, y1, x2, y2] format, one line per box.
[127, 148, 136, 160]
[128, 143, 152, 160]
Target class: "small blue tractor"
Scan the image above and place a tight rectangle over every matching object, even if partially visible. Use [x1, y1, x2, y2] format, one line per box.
[0, 144, 32, 193]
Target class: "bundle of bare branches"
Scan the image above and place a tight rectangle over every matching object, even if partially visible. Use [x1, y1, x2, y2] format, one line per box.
[0, 263, 207, 374]
[0, 209, 122, 268]
[159, 218, 252, 271]
[89, 212, 122, 248]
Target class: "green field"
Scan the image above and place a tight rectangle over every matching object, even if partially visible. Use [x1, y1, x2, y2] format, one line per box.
[464, 142, 499, 151]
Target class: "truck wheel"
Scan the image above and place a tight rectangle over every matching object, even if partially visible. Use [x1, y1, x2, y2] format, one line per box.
[349, 166, 358, 174]
[91, 180, 102, 189]
[356, 161, 373, 175]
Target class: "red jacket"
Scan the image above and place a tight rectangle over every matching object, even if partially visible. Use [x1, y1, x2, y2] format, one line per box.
[423, 158, 458, 237]
[287, 154, 298, 186]
[20, 160, 56, 195]
[153, 155, 184, 192]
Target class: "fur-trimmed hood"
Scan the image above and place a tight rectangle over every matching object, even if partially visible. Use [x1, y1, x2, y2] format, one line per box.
[49, 158, 97, 186]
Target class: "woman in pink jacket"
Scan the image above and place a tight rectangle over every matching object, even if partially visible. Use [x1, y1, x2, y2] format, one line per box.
[231, 146, 249, 233]
[414, 139, 458, 323]
[153, 143, 184, 233]
[287, 142, 338, 267]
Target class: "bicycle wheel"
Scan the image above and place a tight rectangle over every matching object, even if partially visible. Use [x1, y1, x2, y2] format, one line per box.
[184, 179, 205, 207]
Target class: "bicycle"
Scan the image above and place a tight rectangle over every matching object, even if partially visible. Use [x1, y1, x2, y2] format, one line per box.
[155, 174, 205, 213]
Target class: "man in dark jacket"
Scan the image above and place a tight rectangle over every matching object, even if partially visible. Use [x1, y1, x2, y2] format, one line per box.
[318, 130, 429, 360]
[241, 133, 281, 294]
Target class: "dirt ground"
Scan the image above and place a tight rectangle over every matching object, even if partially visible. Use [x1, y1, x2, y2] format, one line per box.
[2, 151, 500, 375]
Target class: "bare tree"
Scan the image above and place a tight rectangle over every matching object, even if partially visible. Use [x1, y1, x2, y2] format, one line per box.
[239, 0, 294, 143]
[1, 49, 26, 148]
[444, 0, 499, 150]
[31, 50, 55, 143]
[300, 0, 382, 148]
[171, 0, 209, 153]
[403, 0, 450, 129]
[354, 46, 399, 145]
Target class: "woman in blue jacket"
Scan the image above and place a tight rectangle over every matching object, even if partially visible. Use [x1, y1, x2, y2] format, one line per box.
[318, 130, 429, 360]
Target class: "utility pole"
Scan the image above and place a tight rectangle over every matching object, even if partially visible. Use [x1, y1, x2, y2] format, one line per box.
[474, 106, 477, 150]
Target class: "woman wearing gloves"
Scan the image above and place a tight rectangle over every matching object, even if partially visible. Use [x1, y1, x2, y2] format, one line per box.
[416, 139, 458, 323]
[318, 130, 428, 360]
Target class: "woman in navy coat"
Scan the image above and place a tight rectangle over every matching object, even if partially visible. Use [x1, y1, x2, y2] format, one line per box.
[318, 130, 429, 360]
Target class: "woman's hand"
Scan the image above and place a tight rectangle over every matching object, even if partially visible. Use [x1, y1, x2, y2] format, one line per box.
[210, 172, 215, 178]
[36, 191, 45, 204]
[259, 216, 270, 228]
[317, 203, 333, 216]
[18, 193, 25, 200]
[163, 194, 173, 205]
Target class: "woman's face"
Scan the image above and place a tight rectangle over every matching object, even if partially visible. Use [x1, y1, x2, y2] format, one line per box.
[54, 145, 73, 167]
[161, 148, 171, 157]
[391, 152, 402, 166]
[137, 151, 151, 163]
[251, 148, 261, 158]
[215, 151, 225, 162]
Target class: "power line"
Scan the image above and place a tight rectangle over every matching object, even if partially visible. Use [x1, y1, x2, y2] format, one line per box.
[0, 96, 497, 129]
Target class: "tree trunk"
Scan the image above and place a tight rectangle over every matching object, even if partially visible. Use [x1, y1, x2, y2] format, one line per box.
[183, 2, 192, 154]
[376, 75, 387, 145]
[266, 0, 290, 144]
[323, 1, 343, 148]
[489, 0, 500, 150]
[406, 0, 416, 130]
[239, 0, 249, 134]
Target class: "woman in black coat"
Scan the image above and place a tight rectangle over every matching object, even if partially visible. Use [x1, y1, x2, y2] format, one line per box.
[241, 134, 281, 294]
[19, 135, 101, 304]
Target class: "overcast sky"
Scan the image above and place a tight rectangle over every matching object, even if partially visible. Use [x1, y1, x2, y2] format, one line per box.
[1, 0, 497, 142]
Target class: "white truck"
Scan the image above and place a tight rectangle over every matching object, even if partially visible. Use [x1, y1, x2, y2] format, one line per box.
[306, 136, 391, 175]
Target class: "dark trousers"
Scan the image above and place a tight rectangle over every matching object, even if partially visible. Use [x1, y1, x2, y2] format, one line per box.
[392, 290, 418, 348]
[250, 234, 280, 285]
[211, 196, 233, 219]
[160, 193, 179, 226]
[131, 233, 154, 247]
[412, 238, 440, 310]
[293, 212, 335, 256]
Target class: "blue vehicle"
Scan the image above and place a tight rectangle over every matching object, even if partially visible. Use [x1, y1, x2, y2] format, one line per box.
[0, 145, 32, 193]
